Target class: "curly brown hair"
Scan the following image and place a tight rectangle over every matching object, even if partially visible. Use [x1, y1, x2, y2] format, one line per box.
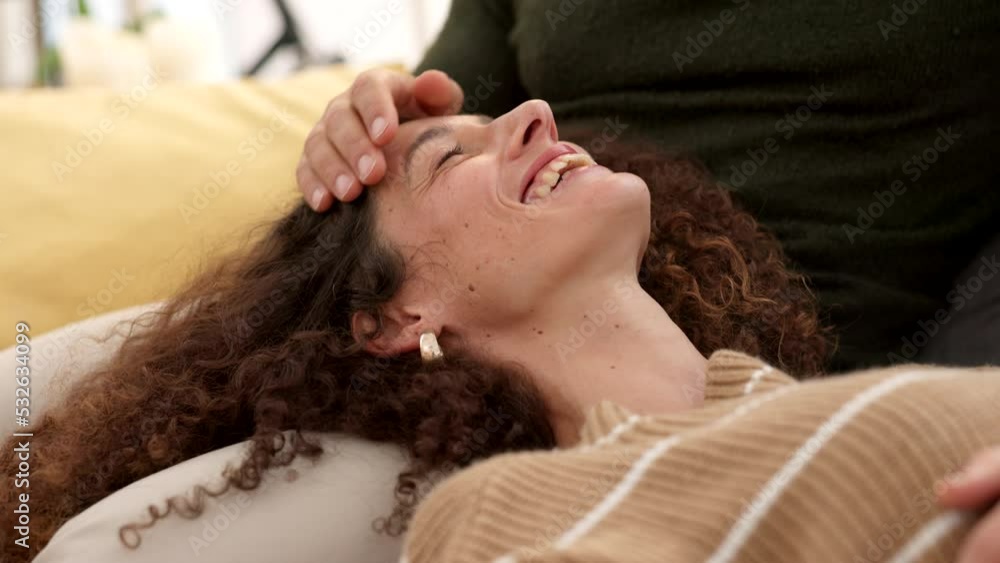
[0, 134, 829, 561]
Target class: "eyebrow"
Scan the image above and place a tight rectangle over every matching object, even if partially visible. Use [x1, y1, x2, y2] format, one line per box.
[403, 114, 493, 186]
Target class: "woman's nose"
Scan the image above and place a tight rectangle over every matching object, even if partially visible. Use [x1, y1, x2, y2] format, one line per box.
[502, 100, 557, 160]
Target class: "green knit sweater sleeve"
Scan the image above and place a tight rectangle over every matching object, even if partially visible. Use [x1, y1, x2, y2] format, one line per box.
[414, 0, 527, 117]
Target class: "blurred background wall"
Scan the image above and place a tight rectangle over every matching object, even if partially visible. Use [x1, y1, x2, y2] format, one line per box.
[0, 0, 452, 88]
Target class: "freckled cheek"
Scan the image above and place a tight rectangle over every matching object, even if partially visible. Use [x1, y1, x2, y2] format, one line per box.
[442, 223, 515, 281]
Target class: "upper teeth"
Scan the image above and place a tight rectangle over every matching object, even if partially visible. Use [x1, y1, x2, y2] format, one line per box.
[525, 153, 596, 203]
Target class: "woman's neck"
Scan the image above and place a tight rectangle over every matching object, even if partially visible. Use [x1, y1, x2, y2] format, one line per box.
[475, 274, 708, 447]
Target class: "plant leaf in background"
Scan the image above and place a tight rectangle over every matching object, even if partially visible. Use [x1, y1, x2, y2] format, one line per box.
[124, 9, 166, 34]
[36, 0, 88, 86]
[37, 47, 62, 87]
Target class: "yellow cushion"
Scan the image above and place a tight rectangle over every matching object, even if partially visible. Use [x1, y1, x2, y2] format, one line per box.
[0, 66, 365, 348]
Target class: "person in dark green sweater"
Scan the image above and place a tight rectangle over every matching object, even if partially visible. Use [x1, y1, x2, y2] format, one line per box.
[296, 0, 999, 371]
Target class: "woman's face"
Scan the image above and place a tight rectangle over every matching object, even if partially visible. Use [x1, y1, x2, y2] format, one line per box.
[364, 100, 650, 353]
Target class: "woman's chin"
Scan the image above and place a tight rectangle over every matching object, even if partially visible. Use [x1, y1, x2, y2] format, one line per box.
[608, 171, 649, 193]
[584, 170, 649, 211]
[558, 171, 651, 235]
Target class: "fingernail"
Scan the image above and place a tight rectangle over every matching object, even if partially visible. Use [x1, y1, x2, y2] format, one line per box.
[310, 189, 326, 210]
[358, 155, 375, 180]
[334, 175, 352, 199]
[371, 116, 387, 139]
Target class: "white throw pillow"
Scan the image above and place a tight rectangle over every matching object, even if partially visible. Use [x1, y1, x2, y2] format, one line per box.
[2, 303, 406, 563]
[1, 301, 167, 438]
[35, 433, 407, 563]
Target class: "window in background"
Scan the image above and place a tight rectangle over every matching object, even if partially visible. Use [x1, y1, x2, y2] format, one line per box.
[0, 0, 450, 89]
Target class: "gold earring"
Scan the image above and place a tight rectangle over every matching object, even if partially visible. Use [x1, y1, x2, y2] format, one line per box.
[419, 331, 443, 363]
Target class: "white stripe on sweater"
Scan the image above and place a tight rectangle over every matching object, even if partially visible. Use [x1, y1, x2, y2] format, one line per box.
[556, 434, 682, 550]
[587, 360, 774, 452]
[550, 385, 796, 552]
[743, 365, 773, 395]
[886, 511, 971, 563]
[585, 413, 642, 450]
[705, 370, 950, 563]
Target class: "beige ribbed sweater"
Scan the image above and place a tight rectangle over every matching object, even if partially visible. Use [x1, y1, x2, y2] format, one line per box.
[402, 350, 1000, 563]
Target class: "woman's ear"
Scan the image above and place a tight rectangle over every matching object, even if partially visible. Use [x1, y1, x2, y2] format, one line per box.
[351, 308, 428, 356]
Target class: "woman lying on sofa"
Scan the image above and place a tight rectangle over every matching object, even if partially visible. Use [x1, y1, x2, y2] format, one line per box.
[2, 100, 999, 562]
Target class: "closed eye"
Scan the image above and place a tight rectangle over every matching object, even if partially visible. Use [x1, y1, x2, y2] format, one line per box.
[435, 143, 464, 170]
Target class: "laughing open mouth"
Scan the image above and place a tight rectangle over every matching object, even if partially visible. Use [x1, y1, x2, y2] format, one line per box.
[522, 153, 597, 204]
